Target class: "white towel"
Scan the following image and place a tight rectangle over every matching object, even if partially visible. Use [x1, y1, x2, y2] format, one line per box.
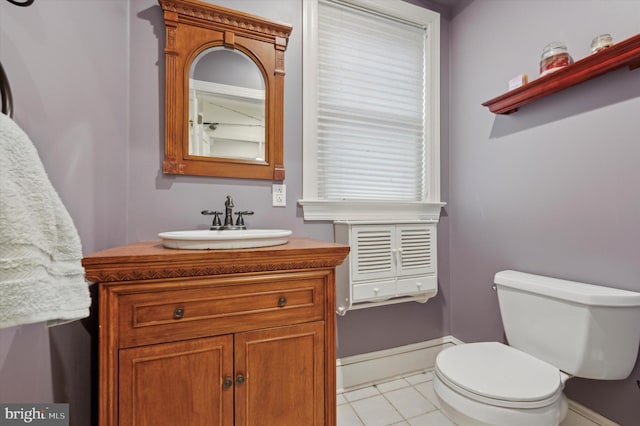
[0, 114, 90, 328]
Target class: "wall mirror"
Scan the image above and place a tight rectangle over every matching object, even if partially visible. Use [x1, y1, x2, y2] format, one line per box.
[190, 48, 265, 161]
[159, 0, 292, 180]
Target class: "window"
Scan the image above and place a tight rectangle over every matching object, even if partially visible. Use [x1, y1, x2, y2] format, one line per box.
[300, 0, 443, 221]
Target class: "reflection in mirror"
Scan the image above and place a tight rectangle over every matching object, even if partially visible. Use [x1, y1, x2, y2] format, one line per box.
[189, 48, 266, 161]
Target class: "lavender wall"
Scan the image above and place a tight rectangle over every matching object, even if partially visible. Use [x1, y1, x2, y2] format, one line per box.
[448, 1, 640, 424]
[0, 1, 128, 424]
[0, 1, 449, 424]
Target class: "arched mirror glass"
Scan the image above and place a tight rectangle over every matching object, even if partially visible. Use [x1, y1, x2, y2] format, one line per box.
[159, 0, 292, 180]
[189, 48, 266, 161]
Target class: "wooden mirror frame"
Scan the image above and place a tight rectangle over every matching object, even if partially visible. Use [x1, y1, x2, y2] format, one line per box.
[159, 0, 292, 180]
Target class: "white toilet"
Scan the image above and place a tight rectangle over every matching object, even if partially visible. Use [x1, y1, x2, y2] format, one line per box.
[433, 270, 640, 426]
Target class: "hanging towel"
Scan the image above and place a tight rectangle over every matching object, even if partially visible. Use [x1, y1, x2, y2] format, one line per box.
[0, 114, 90, 328]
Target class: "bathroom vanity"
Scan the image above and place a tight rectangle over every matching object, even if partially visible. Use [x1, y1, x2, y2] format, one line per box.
[82, 238, 349, 426]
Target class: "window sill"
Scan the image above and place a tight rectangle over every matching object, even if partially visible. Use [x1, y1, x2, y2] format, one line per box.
[298, 200, 445, 222]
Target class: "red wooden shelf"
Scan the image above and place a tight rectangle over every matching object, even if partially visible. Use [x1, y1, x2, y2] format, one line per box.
[482, 33, 640, 115]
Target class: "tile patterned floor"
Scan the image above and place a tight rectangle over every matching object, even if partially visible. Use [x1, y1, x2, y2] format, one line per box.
[337, 370, 457, 426]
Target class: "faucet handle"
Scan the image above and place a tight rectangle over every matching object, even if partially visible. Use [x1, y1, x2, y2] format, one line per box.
[201, 210, 223, 228]
[234, 210, 254, 227]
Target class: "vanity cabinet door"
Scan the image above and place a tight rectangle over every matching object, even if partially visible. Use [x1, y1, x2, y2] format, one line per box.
[234, 322, 325, 426]
[119, 335, 234, 426]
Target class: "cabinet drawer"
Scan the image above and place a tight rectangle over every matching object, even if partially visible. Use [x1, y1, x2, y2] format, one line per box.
[117, 275, 325, 347]
[352, 280, 396, 302]
[397, 275, 437, 296]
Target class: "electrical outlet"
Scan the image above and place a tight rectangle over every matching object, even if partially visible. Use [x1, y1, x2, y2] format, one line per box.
[272, 184, 286, 207]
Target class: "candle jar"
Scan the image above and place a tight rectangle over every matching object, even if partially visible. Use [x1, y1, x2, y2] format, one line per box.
[591, 34, 613, 54]
[539, 42, 573, 77]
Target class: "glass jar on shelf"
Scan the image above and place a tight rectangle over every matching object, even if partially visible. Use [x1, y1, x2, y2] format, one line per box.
[591, 34, 613, 54]
[539, 42, 573, 77]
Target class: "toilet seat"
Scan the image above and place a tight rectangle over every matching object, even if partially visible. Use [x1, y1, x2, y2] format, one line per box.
[435, 342, 563, 409]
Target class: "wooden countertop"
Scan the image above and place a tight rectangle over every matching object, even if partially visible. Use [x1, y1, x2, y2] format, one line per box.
[82, 238, 350, 283]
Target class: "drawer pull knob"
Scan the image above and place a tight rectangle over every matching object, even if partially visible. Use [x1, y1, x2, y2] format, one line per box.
[278, 296, 287, 307]
[236, 374, 245, 385]
[222, 377, 233, 389]
[173, 307, 185, 319]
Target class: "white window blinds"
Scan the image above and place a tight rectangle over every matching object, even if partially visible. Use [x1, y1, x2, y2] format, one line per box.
[316, 0, 428, 201]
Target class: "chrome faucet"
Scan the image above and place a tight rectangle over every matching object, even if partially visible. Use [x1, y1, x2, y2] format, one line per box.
[201, 195, 254, 230]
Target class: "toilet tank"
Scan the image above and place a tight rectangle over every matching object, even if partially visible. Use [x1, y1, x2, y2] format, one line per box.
[494, 270, 640, 380]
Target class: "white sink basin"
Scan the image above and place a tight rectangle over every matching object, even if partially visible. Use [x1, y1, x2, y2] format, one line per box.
[158, 229, 292, 250]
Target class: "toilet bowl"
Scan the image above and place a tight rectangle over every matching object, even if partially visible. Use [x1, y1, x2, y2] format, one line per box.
[434, 342, 568, 426]
[433, 270, 640, 426]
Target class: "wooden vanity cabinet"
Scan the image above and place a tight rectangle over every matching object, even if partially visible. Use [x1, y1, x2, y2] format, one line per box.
[82, 238, 349, 426]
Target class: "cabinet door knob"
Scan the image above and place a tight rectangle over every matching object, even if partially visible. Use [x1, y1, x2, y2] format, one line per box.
[222, 377, 233, 389]
[278, 296, 287, 307]
[173, 307, 185, 319]
[236, 374, 245, 385]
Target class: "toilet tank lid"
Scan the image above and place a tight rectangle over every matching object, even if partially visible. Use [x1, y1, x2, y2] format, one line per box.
[494, 270, 640, 307]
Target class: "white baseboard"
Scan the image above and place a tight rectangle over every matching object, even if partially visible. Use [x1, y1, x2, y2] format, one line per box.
[336, 336, 618, 426]
[563, 400, 620, 426]
[336, 335, 461, 393]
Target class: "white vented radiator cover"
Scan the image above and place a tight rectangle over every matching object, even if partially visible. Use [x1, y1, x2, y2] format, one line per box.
[334, 222, 438, 314]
